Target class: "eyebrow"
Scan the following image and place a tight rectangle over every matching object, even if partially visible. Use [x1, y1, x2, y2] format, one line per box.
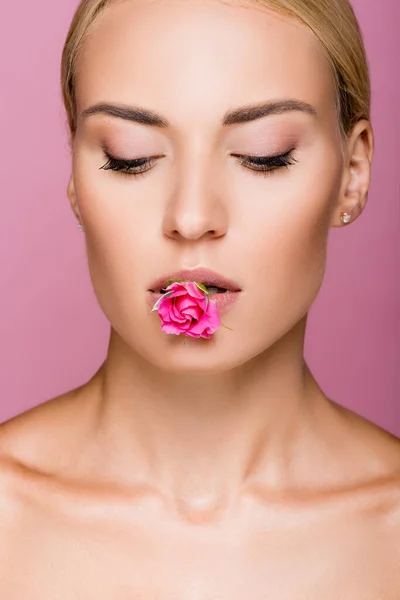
[81, 99, 317, 128]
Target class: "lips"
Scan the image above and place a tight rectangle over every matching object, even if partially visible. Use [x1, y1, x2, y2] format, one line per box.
[148, 267, 242, 293]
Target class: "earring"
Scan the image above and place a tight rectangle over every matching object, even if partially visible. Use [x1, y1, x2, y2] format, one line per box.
[78, 223, 84, 232]
[340, 212, 352, 224]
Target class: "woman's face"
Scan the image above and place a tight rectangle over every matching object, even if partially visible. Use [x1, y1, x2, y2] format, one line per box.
[69, 0, 345, 371]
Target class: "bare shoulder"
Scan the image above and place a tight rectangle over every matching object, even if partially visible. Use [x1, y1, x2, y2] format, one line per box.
[0, 388, 85, 471]
[329, 398, 400, 472]
[0, 389, 88, 565]
[0, 386, 97, 535]
[0, 389, 81, 492]
[0, 379, 104, 507]
[328, 399, 400, 522]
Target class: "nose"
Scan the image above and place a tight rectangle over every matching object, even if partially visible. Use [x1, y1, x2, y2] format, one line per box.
[162, 156, 229, 243]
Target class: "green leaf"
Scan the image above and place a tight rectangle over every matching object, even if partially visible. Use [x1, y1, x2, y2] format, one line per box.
[151, 290, 174, 312]
[204, 293, 209, 311]
[194, 282, 209, 294]
[165, 279, 183, 286]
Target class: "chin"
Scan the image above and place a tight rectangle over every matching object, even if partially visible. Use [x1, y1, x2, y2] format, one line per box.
[138, 332, 258, 374]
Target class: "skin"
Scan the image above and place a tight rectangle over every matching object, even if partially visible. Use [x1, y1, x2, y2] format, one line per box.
[0, 0, 399, 597]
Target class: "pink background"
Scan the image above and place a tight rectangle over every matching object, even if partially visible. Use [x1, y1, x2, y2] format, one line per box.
[0, 1, 399, 434]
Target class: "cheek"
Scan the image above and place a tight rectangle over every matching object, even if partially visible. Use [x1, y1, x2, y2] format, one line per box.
[240, 140, 342, 276]
[72, 149, 155, 318]
[73, 144, 153, 251]
[248, 200, 329, 302]
[238, 152, 342, 332]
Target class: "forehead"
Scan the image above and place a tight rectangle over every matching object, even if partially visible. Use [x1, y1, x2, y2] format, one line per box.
[75, 0, 336, 130]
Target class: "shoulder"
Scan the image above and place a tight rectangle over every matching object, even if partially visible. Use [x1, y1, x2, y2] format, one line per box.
[0, 394, 71, 561]
[330, 399, 400, 475]
[0, 388, 90, 535]
[328, 399, 400, 525]
[0, 390, 82, 472]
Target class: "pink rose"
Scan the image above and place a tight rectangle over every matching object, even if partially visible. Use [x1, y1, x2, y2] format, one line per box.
[152, 281, 221, 339]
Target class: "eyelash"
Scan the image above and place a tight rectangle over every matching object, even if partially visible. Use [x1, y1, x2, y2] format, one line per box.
[99, 150, 298, 179]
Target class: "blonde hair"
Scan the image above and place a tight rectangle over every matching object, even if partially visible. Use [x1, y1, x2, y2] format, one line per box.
[61, 0, 371, 143]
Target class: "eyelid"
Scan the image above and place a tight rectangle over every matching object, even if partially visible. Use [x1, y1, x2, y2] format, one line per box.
[230, 148, 295, 159]
[231, 149, 298, 171]
[100, 149, 298, 178]
[102, 152, 163, 164]
[100, 152, 161, 176]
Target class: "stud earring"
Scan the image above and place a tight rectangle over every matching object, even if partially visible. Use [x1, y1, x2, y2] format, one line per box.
[78, 223, 84, 232]
[340, 212, 352, 224]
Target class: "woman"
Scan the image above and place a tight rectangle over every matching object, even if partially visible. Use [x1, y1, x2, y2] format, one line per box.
[0, 0, 399, 596]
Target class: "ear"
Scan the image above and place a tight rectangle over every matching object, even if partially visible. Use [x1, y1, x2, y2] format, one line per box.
[331, 119, 374, 227]
[67, 175, 83, 225]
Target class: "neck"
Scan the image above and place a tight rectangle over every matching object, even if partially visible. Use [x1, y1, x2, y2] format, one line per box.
[88, 316, 330, 518]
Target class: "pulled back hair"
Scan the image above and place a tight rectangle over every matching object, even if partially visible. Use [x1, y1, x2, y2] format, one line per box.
[61, 0, 371, 144]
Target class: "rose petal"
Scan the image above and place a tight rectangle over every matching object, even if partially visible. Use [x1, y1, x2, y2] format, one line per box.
[171, 301, 189, 323]
[154, 280, 221, 338]
[181, 305, 202, 320]
[161, 323, 184, 335]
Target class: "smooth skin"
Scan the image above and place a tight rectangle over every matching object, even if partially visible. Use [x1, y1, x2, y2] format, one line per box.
[0, 0, 399, 597]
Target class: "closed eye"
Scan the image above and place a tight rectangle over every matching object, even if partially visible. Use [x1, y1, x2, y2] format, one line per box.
[100, 154, 160, 178]
[99, 149, 298, 178]
[231, 150, 298, 176]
